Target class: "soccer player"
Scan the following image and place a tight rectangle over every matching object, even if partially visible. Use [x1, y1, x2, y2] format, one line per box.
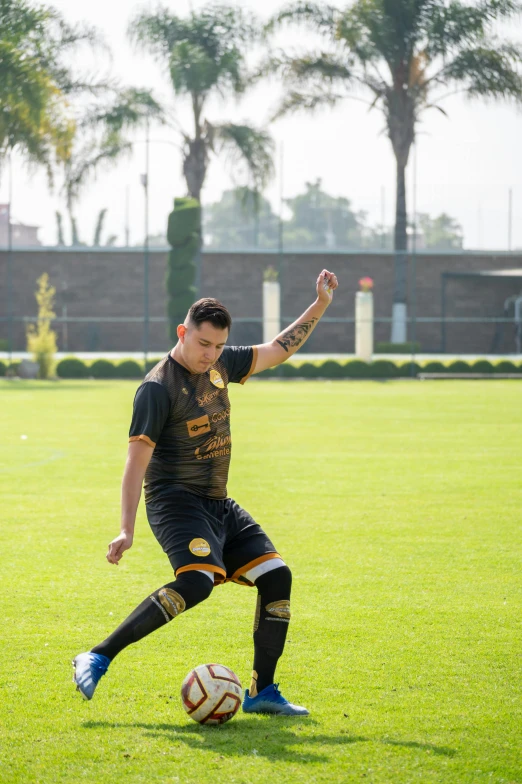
[73, 269, 338, 715]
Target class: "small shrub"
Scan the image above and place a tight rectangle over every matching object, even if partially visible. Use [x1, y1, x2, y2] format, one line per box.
[318, 360, 345, 378]
[447, 360, 471, 374]
[422, 361, 447, 373]
[90, 359, 116, 379]
[116, 360, 144, 379]
[146, 357, 163, 373]
[279, 362, 298, 378]
[471, 360, 494, 374]
[375, 341, 421, 354]
[396, 361, 421, 378]
[26, 273, 58, 379]
[369, 360, 399, 378]
[259, 365, 278, 378]
[344, 360, 371, 378]
[57, 357, 89, 378]
[0, 360, 6, 377]
[494, 360, 518, 373]
[295, 362, 318, 378]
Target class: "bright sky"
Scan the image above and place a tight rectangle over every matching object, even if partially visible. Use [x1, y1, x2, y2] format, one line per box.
[1, 0, 521, 249]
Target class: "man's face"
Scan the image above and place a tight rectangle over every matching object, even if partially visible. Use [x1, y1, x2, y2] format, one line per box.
[178, 320, 228, 374]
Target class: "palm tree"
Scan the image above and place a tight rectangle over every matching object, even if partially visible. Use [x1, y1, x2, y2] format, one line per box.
[58, 88, 163, 245]
[267, 0, 522, 342]
[128, 4, 274, 212]
[0, 0, 100, 176]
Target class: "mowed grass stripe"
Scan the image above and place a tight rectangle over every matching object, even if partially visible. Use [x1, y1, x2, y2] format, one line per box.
[0, 379, 520, 784]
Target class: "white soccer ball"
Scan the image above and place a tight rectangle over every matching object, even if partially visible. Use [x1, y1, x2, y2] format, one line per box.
[181, 664, 242, 725]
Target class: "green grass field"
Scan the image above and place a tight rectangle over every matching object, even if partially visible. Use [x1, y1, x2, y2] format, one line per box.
[1, 379, 520, 784]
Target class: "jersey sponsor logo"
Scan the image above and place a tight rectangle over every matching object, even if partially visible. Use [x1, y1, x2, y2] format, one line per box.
[186, 414, 211, 438]
[210, 407, 230, 425]
[194, 433, 231, 460]
[197, 388, 221, 407]
[210, 369, 225, 388]
[189, 537, 211, 557]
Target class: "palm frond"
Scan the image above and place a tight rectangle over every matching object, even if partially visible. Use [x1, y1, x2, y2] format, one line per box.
[442, 42, 522, 99]
[271, 90, 345, 121]
[213, 124, 275, 191]
[266, 2, 338, 37]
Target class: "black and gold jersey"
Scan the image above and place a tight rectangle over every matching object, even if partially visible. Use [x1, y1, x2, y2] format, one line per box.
[129, 346, 257, 501]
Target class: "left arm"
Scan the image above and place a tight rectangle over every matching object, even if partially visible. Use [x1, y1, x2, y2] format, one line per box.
[252, 269, 339, 375]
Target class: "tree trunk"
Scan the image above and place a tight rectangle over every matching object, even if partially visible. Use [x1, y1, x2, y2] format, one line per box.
[391, 157, 408, 343]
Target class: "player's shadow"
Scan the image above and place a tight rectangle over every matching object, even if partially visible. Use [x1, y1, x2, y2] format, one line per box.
[83, 720, 456, 764]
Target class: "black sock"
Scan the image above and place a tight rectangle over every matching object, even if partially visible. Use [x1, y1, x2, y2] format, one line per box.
[91, 571, 213, 661]
[251, 565, 292, 695]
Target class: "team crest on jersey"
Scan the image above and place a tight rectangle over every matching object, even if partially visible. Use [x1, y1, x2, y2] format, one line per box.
[189, 538, 211, 557]
[210, 369, 225, 389]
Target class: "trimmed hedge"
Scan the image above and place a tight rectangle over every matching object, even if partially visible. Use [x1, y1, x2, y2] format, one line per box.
[46, 355, 522, 380]
[90, 359, 116, 379]
[56, 357, 90, 378]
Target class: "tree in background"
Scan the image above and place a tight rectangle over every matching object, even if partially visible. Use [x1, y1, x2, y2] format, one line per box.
[418, 213, 463, 251]
[204, 187, 279, 249]
[267, 0, 522, 341]
[56, 88, 163, 246]
[0, 0, 98, 175]
[128, 4, 275, 209]
[283, 179, 367, 249]
[26, 273, 57, 379]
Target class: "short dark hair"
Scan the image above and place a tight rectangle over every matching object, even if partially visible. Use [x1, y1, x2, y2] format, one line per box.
[187, 298, 232, 331]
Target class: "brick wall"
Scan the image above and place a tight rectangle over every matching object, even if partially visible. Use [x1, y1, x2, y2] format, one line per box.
[1, 248, 521, 353]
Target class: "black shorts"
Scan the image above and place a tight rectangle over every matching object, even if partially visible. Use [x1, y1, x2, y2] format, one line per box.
[146, 488, 279, 586]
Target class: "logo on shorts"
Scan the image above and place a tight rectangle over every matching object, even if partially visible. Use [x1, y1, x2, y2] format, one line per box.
[210, 369, 225, 389]
[186, 414, 211, 438]
[189, 537, 211, 557]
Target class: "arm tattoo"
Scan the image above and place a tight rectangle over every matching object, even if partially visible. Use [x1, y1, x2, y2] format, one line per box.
[276, 317, 318, 353]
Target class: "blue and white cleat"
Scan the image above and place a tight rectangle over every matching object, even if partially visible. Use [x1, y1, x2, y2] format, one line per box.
[72, 652, 110, 700]
[242, 684, 309, 716]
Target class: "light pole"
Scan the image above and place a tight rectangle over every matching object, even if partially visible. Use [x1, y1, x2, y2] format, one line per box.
[7, 151, 13, 365]
[140, 117, 150, 372]
[135, 133, 179, 371]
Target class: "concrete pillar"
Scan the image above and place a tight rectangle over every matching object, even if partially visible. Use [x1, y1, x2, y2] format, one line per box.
[263, 280, 280, 343]
[355, 291, 374, 361]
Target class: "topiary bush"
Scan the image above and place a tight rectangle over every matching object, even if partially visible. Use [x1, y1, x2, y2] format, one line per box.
[166, 197, 200, 343]
[90, 359, 116, 379]
[471, 360, 494, 374]
[318, 360, 346, 378]
[447, 360, 472, 373]
[396, 361, 421, 378]
[294, 362, 317, 378]
[344, 360, 371, 378]
[494, 360, 518, 373]
[279, 362, 298, 378]
[369, 360, 400, 378]
[116, 360, 144, 379]
[146, 357, 163, 373]
[56, 357, 89, 378]
[422, 361, 447, 373]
